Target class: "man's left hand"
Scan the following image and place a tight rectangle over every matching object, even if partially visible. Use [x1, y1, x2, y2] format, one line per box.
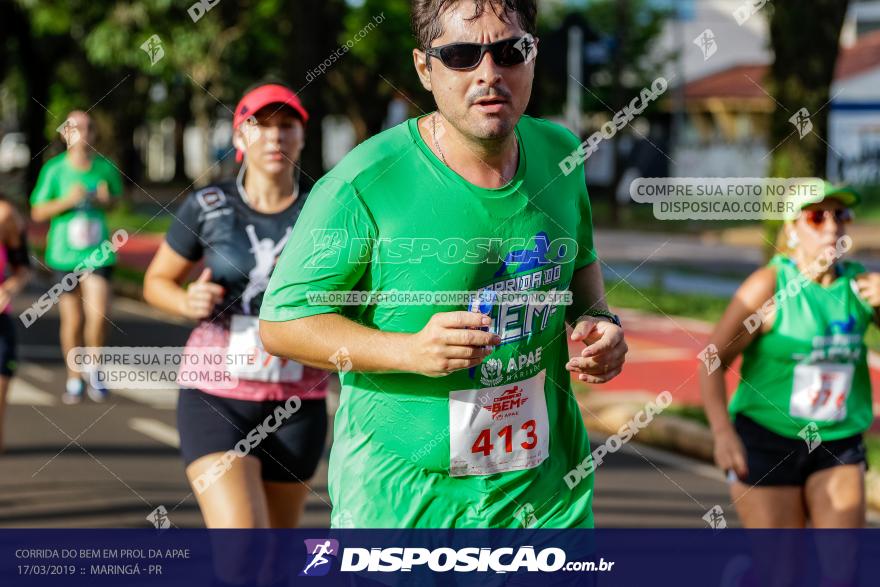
[566, 316, 627, 384]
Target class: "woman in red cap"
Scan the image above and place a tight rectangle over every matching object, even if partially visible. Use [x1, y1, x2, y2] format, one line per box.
[144, 83, 328, 528]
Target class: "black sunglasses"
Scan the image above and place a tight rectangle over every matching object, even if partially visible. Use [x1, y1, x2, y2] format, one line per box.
[425, 34, 536, 71]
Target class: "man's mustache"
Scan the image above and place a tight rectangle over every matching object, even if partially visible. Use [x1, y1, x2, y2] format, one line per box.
[467, 86, 512, 105]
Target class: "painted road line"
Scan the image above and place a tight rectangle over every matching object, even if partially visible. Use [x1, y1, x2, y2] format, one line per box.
[590, 430, 725, 483]
[112, 385, 178, 410]
[112, 297, 193, 326]
[7, 378, 56, 406]
[18, 363, 55, 384]
[129, 418, 179, 448]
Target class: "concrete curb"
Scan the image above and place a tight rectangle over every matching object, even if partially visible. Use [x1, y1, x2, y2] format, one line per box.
[578, 392, 880, 512]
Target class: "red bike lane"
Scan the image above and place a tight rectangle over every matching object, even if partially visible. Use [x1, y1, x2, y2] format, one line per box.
[570, 308, 880, 432]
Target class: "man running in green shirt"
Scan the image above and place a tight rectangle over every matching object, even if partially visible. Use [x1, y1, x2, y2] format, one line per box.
[260, 0, 626, 528]
[30, 110, 122, 404]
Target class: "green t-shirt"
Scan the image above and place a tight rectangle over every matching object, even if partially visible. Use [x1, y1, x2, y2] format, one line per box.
[730, 255, 875, 439]
[30, 152, 122, 270]
[261, 116, 597, 528]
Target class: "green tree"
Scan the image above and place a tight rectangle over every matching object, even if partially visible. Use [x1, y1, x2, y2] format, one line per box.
[328, 0, 428, 143]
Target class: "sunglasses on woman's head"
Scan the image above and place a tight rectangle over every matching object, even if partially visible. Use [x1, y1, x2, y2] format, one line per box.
[425, 34, 536, 71]
[801, 208, 853, 228]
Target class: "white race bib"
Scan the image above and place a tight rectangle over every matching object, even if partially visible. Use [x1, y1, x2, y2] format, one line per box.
[67, 213, 102, 249]
[227, 315, 303, 383]
[789, 362, 853, 422]
[449, 369, 549, 477]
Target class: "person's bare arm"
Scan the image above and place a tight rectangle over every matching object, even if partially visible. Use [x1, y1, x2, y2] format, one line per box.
[143, 242, 224, 320]
[700, 265, 776, 479]
[853, 272, 880, 327]
[0, 203, 30, 308]
[565, 260, 610, 322]
[564, 261, 627, 384]
[260, 310, 499, 378]
[31, 184, 87, 223]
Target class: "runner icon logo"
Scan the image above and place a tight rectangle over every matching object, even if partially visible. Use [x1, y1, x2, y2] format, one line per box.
[139, 34, 165, 66]
[698, 344, 721, 374]
[693, 29, 717, 61]
[514, 34, 537, 64]
[306, 228, 348, 269]
[703, 505, 727, 530]
[146, 505, 171, 529]
[300, 539, 339, 577]
[789, 107, 813, 139]
[483, 385, 528, 420]
[798, 422, 822, 453]
[329, 347, 353, 373]
[515, 502, 538, 528]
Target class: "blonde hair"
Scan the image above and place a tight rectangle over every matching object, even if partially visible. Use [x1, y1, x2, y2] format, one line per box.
[776, 221, 796, 257]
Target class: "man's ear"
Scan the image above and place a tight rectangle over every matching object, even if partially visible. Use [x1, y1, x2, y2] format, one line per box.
[413, 48, 433, 92]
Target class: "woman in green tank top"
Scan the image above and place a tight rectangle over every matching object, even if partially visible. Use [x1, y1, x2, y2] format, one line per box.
[700, 182, 880, 528]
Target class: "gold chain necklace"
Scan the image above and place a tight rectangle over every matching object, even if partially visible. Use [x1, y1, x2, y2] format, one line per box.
[431, 112, 447, 165]
[431, 111, 518, 183]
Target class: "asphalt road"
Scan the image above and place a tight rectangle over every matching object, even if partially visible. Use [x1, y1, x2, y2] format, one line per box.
[0, 277, 741, 529]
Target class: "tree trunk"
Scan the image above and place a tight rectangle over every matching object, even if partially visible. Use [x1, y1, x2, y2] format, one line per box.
[12, 7, 56, 198]
[767, 0, 849, 178]
[174, 85, 193, 183]
[763, 0, 849, 258]
[282, 0, 345, 181]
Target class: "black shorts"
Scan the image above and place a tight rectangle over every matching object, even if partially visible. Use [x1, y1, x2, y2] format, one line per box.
[177, 388, 327, 482]
[51, 265, 113, 289]
[0, 313, 17, 376]
[734, 414, 867, 486]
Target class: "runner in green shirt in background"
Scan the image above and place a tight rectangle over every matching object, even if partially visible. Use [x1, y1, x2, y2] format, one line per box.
[30, 110, 122, 404]
[260, 0, 627, 528]
[702, 182, 880, 529]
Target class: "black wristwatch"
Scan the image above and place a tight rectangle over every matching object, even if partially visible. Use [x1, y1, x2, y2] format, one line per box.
[579, 308, 622, 328]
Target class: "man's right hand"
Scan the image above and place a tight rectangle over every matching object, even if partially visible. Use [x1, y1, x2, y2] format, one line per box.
[181, 268, 225, 320]
[406, 311, 500, 377]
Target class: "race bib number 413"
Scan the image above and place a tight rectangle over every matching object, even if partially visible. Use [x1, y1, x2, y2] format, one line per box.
[449, 370, 549, 477]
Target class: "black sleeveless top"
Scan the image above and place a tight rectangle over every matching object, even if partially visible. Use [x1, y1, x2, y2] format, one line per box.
[165, 179, 308, 320]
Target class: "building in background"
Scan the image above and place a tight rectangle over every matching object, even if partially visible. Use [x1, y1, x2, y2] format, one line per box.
[668, 30, 880, 185]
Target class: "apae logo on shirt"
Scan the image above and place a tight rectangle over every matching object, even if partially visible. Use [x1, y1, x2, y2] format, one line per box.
[479, 346, 544, 386]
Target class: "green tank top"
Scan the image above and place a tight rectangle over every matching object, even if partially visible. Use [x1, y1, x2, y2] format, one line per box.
[729, 254, 875, 440]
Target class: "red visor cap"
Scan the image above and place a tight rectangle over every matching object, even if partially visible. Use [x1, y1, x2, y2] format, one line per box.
[233, 84, 308, 162]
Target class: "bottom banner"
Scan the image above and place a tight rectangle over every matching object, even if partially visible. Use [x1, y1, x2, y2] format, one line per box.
[1, 529, 877, 586]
